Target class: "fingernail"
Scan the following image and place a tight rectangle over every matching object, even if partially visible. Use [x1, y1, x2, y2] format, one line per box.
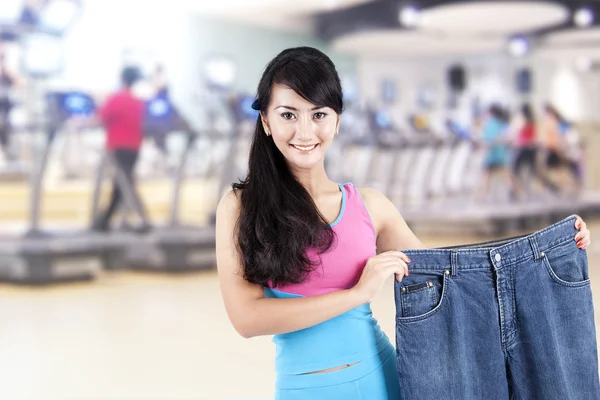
[407, 258, 411, 263]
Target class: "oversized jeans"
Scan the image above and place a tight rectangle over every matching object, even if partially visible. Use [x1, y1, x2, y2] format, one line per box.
[396, 216, 600, 399]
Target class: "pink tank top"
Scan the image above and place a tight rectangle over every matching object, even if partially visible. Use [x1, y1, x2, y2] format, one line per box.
[270, 182, 377, 297]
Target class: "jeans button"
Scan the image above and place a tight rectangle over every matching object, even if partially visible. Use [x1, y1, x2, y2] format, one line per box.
[495, 253, 502, 262]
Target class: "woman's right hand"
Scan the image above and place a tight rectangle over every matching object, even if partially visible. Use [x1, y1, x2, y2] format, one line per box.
[353, 251, 411, 304]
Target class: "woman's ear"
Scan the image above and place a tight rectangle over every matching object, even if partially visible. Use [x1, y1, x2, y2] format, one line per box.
[260, 111, 271, 136]
[335, 115, 341, 135]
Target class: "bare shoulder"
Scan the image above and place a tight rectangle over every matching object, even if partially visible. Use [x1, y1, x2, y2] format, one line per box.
[358, 187, 388, 205]
[358, 187, 425, 251]
[215, 188, 249, 281]
[215, 189, 242, 262]
[216, 189, 242, 218]
[357, 187, 396, 214]
[357, 187, 397, 233]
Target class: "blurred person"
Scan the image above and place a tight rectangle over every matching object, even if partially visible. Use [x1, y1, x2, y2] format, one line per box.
[0, 50, 24, 161]
[538, 104, 581, 194]
[145, 63, 192, 157]
[473, 104, 516, 202]
[540, 104, 565, 168]
[562, 121, 586, 195]
[92, 66, 151, 232]
[214, 47, 592, 399]
[152, 63, 169, 98]
[511, 103, 560, 199]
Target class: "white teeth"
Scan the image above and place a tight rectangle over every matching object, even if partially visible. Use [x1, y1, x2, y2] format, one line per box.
[293, 144, 317, 151]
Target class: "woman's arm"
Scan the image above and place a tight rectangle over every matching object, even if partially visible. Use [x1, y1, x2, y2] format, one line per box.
[358, 188, 427, 252]
[216, 190, 369, 338]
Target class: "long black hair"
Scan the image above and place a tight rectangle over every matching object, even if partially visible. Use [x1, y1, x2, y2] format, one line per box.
[232, 47, 344, 287]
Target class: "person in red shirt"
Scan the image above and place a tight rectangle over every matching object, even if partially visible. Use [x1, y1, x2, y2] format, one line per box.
[512, 103, 559, 199]
[513, 103, 537, 179]
[93, 66, 151, 232]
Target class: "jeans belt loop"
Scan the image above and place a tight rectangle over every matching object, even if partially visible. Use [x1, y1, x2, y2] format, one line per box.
[451, 251, 458, 276]
[529, 235, 541, 261]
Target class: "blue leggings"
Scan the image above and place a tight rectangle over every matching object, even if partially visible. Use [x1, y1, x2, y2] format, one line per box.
[275, 344, 400, 400]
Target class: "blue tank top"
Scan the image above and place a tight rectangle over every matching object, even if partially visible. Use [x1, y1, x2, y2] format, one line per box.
[264, 183, 390, 375]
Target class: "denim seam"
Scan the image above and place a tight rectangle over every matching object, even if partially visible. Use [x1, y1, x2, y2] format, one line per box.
[496, 272, 508, 350]
[401, 294, 408, 317]
[508, 265, 519, 349]
[408, 264, 488, 271]
[529, 236, 541, 261]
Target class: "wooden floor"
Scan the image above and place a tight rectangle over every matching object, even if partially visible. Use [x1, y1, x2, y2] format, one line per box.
[0, 226, 599, 400]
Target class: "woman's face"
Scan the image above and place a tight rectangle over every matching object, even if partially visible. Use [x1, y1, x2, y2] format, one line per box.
[261, 84, 340, 171]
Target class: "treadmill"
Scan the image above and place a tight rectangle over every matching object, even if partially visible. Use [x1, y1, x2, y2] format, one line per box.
[0, 91, 129, 284]
[122, 94, 216, 272]
[215, 94, 257, 200]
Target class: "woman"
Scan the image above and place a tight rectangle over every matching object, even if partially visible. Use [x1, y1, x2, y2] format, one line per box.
[539, 103, 583, 194]
[473, 104, 515, 202]
[512, 103, 559, 198]
[215, 47, 591, 399]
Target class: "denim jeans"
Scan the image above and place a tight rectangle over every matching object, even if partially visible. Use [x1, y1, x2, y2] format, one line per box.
[395, 215, 600, 399]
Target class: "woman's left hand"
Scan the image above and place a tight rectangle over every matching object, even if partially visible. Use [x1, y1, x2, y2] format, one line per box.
[575, 215, 591, 250]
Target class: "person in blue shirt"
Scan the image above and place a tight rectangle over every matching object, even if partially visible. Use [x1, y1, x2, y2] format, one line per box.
[473, 104, 516, 202]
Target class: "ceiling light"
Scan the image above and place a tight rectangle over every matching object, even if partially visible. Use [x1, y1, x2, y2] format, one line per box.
[574, 7, 594, 28]
[399, 6, 420, 28]
[508, 36, 529, 57]
[39, 0, 80, 34]
[0, 1, 23, 25]
[205, 56, 236, 89]
[21, 33, 64, 77]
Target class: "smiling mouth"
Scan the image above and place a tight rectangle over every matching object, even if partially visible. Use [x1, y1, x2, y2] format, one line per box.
[290, 144, 319, 152]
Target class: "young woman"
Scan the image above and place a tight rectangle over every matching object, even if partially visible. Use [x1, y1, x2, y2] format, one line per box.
[215, 47, 592, 399]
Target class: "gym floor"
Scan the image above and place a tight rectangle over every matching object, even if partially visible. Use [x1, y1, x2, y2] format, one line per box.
[0, 223, 598, 400]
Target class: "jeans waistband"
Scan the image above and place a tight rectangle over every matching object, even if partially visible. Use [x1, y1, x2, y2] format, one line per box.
[402, 215, 578, 273]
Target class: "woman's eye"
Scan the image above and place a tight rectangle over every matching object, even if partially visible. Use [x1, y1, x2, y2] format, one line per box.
[281, 112, 296, 120]
[314, 112, 327, 119]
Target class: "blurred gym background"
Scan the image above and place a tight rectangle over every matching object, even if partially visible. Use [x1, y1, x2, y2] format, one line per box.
[0, 0, 599, 399]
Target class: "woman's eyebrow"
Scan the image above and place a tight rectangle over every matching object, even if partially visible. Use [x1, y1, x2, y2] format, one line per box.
[274, 105, 325, 111]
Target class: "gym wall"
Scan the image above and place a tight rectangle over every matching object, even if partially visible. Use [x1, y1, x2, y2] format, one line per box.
[358, 53, 600, 125]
